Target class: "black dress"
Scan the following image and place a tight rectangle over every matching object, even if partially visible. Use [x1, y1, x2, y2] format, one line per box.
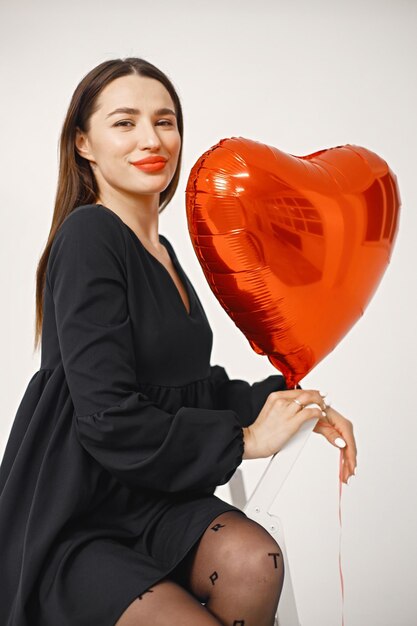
[0, 203, 286, 626]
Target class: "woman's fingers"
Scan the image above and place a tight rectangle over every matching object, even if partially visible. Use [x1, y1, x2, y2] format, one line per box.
[313, 409, 357, 483]
[292, 404, 325, 430]
[262, 389, 358, 482]
[314, 419, 347, 449]
[329, 408, 357, 471]
[277, 389, 358, 484]
[270, 389, 327, 412]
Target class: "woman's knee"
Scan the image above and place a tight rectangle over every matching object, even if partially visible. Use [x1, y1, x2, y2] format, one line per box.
[224, 528, 285, 588]
[173, 511, 284, 603]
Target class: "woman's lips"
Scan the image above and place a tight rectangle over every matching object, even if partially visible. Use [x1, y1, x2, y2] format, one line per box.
[132, 161, 167, 172]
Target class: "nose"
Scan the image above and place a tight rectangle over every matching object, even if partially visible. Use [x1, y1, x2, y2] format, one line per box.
[135, 119, 162, 151]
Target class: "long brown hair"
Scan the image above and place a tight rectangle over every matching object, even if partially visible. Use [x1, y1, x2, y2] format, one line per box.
[33, 57, 184, 352]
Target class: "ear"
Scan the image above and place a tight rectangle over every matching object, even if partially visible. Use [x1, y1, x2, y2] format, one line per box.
[75, 127, 95, 162]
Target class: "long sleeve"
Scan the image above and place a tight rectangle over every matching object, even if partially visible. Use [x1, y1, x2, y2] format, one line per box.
[47, 208, 244, 495]
[209, 364, 287, 427]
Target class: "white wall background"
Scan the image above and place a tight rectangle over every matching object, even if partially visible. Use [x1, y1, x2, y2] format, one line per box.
[1, 1, 416, 625]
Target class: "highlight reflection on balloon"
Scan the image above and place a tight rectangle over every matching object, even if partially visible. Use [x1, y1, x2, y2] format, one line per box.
[185, 137, 401, 388]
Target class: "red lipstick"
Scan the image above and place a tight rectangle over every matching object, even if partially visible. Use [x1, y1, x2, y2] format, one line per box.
[131, 156, 167, 172]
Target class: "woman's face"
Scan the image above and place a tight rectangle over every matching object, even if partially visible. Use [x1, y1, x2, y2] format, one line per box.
[75, 74, 181, 205]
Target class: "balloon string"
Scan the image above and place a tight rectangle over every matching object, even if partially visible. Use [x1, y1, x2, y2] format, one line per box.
[339, 447, 345, 626]
[314, 419, 345, 625]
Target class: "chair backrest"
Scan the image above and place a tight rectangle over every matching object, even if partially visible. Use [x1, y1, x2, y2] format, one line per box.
[226, 417, 319, 626]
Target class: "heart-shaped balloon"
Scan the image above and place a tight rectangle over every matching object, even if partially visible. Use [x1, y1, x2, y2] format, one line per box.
[185, 137, 401, 387]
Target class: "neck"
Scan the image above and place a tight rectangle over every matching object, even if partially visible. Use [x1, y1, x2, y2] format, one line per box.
[95, 188, 161, 248]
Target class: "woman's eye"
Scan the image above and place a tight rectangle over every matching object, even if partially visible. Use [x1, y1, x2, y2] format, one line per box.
[157, 119, 174, 126]
[114, 120, 134, 127]
[113, 119, 175, 128]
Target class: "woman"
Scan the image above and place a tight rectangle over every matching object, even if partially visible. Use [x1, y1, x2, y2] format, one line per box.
[0, 57, 357, 626]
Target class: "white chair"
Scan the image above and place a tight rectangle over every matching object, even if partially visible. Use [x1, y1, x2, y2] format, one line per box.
[227, 417, 319, 626]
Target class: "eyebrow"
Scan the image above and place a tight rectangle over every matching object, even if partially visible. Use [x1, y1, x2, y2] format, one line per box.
[105, 106, 176, 119]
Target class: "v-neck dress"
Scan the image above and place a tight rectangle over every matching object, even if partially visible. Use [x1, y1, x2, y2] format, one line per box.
[0, 203, 287, 626]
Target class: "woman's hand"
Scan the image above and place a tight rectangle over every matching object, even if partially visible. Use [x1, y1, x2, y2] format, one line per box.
[243, 389, 327, 460]
[312, 402, 357, 485]
[243, 389, 357, 486]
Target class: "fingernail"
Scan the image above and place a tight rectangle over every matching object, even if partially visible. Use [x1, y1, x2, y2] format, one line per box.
[319, 390, 328, 398]
[347, 476, 351, 485]
[335, 437, 346, 448]
[321, 410, 327, 417]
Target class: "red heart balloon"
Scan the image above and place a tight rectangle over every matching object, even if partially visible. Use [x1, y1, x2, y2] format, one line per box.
[185, 137, 401, 387]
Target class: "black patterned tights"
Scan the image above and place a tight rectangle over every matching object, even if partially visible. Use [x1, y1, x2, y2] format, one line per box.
[115, 510, 284, 626]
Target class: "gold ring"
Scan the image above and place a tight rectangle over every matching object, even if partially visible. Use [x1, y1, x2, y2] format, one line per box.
[292, 399, 304, 409]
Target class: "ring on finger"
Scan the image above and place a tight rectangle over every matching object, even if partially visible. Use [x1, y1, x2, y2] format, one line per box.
[292, 399, 304, 409]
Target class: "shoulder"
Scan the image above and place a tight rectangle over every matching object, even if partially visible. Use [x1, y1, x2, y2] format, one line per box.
[54, 204, 126, 247]
[48, 205, 127, 284]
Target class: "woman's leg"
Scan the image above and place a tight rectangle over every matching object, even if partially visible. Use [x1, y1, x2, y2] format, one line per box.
[169, 510, 284, 626]
[114, 578, 222, 626]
